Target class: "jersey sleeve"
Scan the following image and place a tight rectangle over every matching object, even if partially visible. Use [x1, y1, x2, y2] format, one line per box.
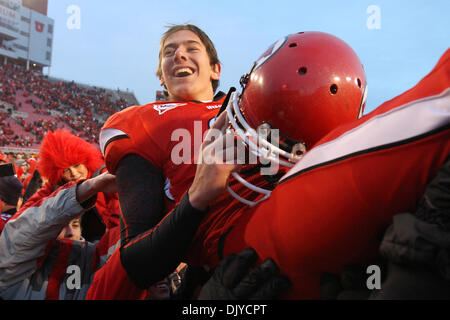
[99, 105, 167, 174]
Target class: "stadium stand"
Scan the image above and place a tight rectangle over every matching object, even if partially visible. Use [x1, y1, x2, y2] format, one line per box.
[0, 63, 138, 153]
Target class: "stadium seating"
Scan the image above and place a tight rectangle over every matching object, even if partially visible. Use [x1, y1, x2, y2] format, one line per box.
[0, 64, 137, 151]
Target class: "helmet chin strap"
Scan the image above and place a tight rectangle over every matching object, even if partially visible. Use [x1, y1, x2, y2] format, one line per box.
[224, 90, 299, 207]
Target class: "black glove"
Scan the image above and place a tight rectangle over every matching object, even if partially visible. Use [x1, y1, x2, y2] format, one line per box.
[369, 262, 450, 300]
[198, 247, 291, 300]
[320, 266, 370, 300]
[414, 156, 450, 234]
[320, 259, 386, 300]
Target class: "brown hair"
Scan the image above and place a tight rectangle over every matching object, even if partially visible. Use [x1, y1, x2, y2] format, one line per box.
[156, 24, 220, 94]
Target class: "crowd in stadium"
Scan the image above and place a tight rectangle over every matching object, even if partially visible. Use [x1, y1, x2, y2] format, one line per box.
[0, 63, 130, 147]
[0, 150, 37, 193]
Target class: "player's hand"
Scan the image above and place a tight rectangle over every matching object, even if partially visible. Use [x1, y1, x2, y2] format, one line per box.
[188, 111, 243, 211]
[198, 247, 291, 300]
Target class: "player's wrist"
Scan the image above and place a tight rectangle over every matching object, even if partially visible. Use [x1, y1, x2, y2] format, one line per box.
[187, 187, 209, 212]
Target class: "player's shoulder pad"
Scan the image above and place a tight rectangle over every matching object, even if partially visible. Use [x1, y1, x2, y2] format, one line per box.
[99, 103, 152, 156]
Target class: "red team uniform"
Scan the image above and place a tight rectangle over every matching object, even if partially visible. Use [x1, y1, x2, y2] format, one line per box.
[222, 50, 450, 298]
[87, 49, 449, 299]
[98, 96, 273, 209]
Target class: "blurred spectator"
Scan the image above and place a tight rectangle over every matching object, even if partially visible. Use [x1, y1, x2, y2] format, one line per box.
[21, 168, 43, 205]
[57, 216, 82, 241]
[16, 159, 31, 183]
[0, 175, 23, 233]
[0, 152, 7, 164]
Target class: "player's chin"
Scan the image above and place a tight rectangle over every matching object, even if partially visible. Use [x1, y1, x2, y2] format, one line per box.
[169, 84, 199, 101]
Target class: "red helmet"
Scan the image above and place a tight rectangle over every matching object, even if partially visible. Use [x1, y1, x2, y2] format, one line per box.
[228, 31, 367, 167]
[225, 31, 367, 206]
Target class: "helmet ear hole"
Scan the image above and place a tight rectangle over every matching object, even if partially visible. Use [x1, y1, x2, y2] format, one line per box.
[357, 78, 362, 88]
[330, 84, 338, 95]
[289, 43, 298, 48]
[298, 67, 307, 75]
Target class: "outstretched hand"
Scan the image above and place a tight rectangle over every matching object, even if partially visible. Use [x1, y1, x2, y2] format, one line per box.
[92, 171, 117, 194]
[76, 171, 117, 203]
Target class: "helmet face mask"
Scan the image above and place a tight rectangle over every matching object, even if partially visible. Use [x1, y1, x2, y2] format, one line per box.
[225, 31, 367, 206]
[227, 91, 301, 169]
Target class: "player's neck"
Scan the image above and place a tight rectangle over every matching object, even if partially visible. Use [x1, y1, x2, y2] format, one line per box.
[168, 90, 214, 102]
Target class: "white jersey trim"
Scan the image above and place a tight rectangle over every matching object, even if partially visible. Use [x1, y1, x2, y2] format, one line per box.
[99, 128, 129, 156]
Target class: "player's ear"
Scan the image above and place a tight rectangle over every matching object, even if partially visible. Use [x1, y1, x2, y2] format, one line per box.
[159, 75, 166, 87]
[211, 62, 221, 81]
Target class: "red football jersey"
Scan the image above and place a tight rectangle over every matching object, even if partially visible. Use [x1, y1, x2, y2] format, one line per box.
[100, 99, 226, 206]
[100, 95, 278, 248]
[220, 49, 450, 299]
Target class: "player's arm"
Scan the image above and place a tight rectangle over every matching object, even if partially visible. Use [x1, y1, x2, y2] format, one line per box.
[114, 153, 210, 288]
[113, 111, 243, 289]
[115, 153, 166, 243]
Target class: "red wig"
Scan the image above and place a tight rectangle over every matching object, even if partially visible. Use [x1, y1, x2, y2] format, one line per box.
[37, 130, 104, 186]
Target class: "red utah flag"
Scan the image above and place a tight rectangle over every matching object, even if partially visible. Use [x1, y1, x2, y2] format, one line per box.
[35, 21, 44, 32]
